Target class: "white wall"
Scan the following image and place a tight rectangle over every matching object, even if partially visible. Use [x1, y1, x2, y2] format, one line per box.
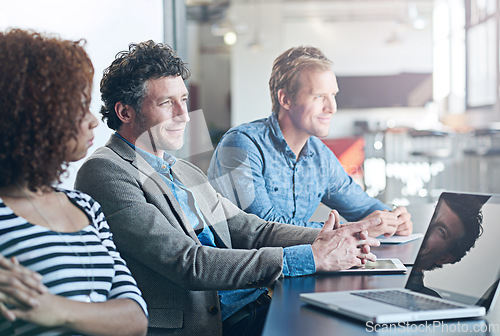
[230, 2, 284, 127]
[0, 0, 164, 189]
[283, 21, 433, 76]
[193, 23, 232, 131]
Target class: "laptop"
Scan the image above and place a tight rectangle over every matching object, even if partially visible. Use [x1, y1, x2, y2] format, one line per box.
[300, 192, 500, 324]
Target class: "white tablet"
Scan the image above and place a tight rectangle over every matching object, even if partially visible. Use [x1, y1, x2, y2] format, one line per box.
[377, 233, 424, 244]
[324, 258, 407, 274]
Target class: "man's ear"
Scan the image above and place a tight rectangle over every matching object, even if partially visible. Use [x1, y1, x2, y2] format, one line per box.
[435, 253, 458, 266]
[115, 102, 135, 124]
[278, 89, 292, 110]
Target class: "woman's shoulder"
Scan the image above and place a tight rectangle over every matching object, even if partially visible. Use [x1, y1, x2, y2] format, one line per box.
[57, 188, 94, 205]
[56, 188, 104, 222]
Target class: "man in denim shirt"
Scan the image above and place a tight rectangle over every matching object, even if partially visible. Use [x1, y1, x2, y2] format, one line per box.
[208, 46, 412, 237]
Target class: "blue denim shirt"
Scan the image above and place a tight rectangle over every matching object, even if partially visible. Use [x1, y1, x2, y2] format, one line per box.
[208, 113, 390, 228]
[115, 133, 315, 320]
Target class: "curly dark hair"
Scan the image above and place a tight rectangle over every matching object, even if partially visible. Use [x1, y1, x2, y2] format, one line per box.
[0, 29, 94, 190]
[269, 46, 332, 113]
[100, 40, 190, 130]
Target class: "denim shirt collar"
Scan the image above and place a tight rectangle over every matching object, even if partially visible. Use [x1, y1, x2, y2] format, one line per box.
[268, 112, 314, 160]
[115, 132, 177, 175]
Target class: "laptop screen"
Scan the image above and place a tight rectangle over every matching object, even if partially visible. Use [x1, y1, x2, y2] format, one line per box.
[405, 192, 500, 310]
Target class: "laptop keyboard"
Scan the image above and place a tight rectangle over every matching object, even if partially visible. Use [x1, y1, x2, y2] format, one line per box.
[352, 290, 463, 311]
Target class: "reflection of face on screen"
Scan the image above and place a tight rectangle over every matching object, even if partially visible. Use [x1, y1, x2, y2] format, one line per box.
[407, 193, 497, 304]
[414, 201, 465, 272]
[413, 194, 489, 273]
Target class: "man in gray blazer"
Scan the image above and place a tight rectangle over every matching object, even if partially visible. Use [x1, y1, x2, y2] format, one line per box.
[75, 40, 382, 336]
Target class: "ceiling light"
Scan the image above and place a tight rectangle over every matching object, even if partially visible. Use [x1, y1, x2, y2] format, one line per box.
[407, 2, 427, 30]
[223, 31, 238, 45]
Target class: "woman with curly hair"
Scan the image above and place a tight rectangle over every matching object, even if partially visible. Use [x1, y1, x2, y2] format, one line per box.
[0, 29, 148, 336]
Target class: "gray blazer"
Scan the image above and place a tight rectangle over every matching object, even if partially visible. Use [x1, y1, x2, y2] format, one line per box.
[75, 134, 319, 335]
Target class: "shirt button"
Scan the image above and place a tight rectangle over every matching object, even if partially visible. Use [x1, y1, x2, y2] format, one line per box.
[208, 306, 219, 314]
[161, 164, 167, 169]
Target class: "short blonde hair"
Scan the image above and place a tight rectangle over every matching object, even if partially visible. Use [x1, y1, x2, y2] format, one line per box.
[269, 46, 332, 113]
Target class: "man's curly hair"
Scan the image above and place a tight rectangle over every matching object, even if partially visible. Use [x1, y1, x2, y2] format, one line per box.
[99, 40, 190, 131]
[0, 29, 93, 190]
[269, 46, 332, 113]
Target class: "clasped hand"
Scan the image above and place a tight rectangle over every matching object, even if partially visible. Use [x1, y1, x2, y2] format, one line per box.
[361, 206, 413, 237]
[0, 255, 65, 326]
[311, 210, 381, 272]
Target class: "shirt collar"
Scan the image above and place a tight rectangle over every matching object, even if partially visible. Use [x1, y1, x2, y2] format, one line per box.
[115, 132, 177, 174]
[268, 113, 314, 159]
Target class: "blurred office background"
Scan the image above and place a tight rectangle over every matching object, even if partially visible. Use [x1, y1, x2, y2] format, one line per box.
[1, 0, 500, 206]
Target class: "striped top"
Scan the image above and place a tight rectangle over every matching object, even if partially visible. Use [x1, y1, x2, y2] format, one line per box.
[0, 188, 147, 336]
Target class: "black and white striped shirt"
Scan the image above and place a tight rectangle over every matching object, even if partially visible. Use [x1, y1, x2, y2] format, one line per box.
[0, 188, 147, 336]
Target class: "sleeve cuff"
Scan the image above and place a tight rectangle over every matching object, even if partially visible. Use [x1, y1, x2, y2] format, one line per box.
[282, 244, 316, 277]
[306, 221, 324, 229]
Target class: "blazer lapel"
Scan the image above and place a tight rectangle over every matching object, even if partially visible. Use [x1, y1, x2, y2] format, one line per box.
[105, 134, 201, 244]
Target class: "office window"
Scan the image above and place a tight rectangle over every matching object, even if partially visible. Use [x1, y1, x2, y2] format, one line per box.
[467, 17, 497, 107]
[466, 0, 498, 108]
[0, 0, 164, 189]
[434, 0, 500, 113]
[470, 0, 497, 22]
[434, 0, 467, 113]
[465, 0, 500, 109]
